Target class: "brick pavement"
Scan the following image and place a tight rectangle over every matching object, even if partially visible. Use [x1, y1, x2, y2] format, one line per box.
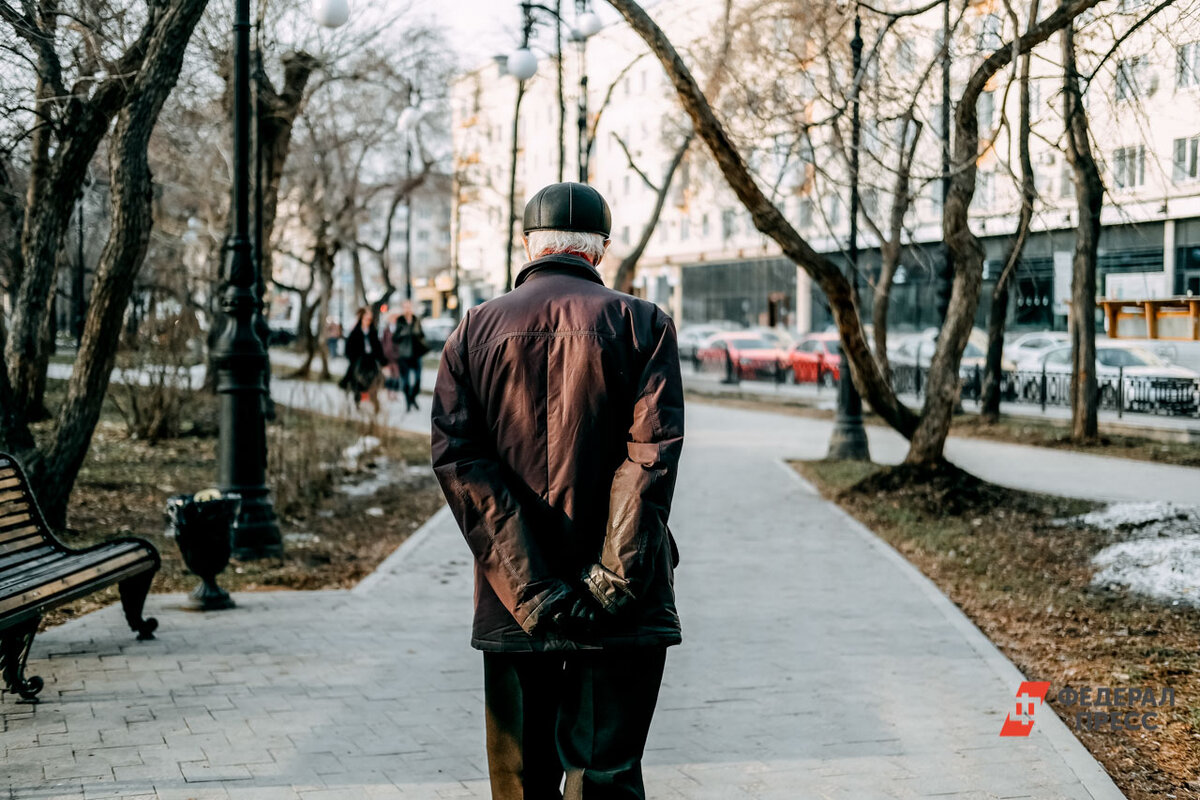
[1, 390, 1127, 799]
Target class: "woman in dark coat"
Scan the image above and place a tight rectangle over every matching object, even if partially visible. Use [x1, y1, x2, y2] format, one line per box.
[339, 307, 386, 413]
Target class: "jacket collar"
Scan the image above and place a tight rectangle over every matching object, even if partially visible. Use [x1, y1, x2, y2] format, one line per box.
[513, 253, 605, 288]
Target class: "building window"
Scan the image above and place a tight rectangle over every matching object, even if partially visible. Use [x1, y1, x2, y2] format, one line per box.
[621, 225, 631, 245]
[828, 195, 842, 226]
[1112, 145, 1146, 189]
[681, 218, 690, 241]
[1174, 136, 1200, 182]
[721, 208, 736, 240]
[976, 14, 1003, 51]
[977, 172, 995, 208]
[1060, 159, 1075, 198]
[1115, 57, 1147, 101]
[1178, 42, 1200, 88]
[701, 213, 710, 237]
[798, 197, 814, 228]
[978, 91, 995, 131]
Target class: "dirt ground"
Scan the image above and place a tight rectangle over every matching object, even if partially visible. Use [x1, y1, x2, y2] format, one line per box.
[32, 384, 443, 630]
[797, 458, 1200, 800]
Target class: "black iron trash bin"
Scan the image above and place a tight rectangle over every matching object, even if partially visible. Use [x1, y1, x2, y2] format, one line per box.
[166, 492, 241, 611]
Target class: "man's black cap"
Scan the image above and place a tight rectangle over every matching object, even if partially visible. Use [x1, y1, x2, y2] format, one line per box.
[522, 182, 612, 238]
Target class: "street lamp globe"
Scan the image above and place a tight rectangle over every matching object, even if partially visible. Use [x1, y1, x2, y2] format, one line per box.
[313, 0, 350, 28]
[506, 48, 538, 81]
[576, 11, 602, 38]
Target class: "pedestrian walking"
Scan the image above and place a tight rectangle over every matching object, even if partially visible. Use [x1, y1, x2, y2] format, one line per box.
[339, 307, 386, 413]
[324, 317, 342, 361]
[381, 312, 402, 402]
[391, 299, 428, 412]
[431, 182, 684, 800]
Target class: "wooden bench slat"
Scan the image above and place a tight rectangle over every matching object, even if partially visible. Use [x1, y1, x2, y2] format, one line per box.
[0, 543, 151, 596]
[0, 546, 75, 578]
[0, 511, 34, 532]
[0, 489, 25, 505]
[0, 533, 44, 558]
[0, 477, 21, 491]
[0, 549, 154, 618]
[0, 523, 40, 545]
[0, 545, 56, 574]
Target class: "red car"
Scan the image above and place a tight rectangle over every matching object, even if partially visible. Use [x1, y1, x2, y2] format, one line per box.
[696, 332, 790, 381]
[789, 333, 841, 386]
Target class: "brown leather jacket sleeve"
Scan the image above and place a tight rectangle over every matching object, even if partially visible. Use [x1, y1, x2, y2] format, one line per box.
[430, 319, 562, 633]
[586, 308, 685, 613]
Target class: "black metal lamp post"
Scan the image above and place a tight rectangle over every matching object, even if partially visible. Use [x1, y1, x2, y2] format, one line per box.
[572, 2, 602, 183]
[213, 0, 348, 561]
[397, 90, 421, 301]
[827, 4, 871, 461]
[502, 1, 600, 292]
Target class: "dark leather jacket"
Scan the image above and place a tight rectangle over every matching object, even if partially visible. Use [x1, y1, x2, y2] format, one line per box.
[431, 254, 684, 652]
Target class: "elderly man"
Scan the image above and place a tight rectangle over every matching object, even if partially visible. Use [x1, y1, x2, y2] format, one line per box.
[431, 182, 684, 799]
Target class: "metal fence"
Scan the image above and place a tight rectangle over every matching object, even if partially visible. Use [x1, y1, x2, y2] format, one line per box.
[893, 363, 1200, 418]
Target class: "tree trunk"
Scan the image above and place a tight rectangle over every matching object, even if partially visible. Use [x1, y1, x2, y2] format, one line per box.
[613, 134, 692, 294]
[256, 51, 318, 292]
[35, 0, 210, 524]
[1063, 23, 1102, 442]
[981, 5, 1039, 422]
[5, 2, 152, 418]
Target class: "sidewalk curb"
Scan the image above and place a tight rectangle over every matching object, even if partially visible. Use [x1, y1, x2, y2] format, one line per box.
[352, 504, 452, 596]
[777, 458, 1128, 800]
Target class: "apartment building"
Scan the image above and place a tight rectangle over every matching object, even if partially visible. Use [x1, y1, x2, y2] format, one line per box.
[451, 0, 1200, 335]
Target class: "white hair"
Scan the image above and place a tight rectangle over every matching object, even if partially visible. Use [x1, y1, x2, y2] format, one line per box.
[525, 229, 607, 263]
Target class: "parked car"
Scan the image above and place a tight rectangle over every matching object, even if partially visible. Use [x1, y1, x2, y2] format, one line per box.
[1015, 343, 1200, 412]
[678, 324, 729, 361]
[422, 317, 458, 352]
[1002, 330, 1069, 365]
[749, 326, 798, 351]
[696, 331, 790, 381]
[788, 332, 841, 386]
[889, 328, 1016, 398]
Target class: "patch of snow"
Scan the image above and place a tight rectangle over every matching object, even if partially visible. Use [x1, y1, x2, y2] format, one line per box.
[365, 507, 385, 518]
[1092, 536, 1200, 606]
[1073, 501, 1200, 605]
[284, 532, 319, 544]
[1061, 502, 1199, 538]
[342, 435, 381, 470]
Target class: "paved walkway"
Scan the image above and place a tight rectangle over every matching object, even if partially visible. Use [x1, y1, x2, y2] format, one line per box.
[2, 389, 1131, 799]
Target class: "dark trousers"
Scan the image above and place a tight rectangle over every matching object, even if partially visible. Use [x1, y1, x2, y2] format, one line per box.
[399, 358, 421, 407]
[483, 648, 667, 800]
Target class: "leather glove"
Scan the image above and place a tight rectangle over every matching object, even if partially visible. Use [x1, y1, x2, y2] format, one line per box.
[581, 563, 636, 616]
[522, 579, 598, 637]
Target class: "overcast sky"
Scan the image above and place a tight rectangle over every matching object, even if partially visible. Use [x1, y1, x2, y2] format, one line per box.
[411, 0, 626, 72]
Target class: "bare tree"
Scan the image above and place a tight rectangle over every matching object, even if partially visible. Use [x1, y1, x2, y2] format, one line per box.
[610, 132, 693, 294]
[1062, 20, 1103, 441]
[980, 0, 1040, 423]
[606, 0, 1103, 464]
[0, 0, 211, 522]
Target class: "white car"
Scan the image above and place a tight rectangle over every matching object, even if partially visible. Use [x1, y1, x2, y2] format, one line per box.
[1002, 331, 1069, 365]
[1016, 343, 1199, 412]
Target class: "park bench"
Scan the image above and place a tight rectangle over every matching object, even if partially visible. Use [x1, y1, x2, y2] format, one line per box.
[0, 452, 159, 702]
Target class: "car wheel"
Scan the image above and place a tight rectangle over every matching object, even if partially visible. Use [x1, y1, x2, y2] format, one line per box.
[1099, 384, 1118, 409]
[820, 370, 836, 388]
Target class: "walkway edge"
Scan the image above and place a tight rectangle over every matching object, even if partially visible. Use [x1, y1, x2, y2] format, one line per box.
[352, 504, 453, 596]
[778, 459, 1127, 800]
